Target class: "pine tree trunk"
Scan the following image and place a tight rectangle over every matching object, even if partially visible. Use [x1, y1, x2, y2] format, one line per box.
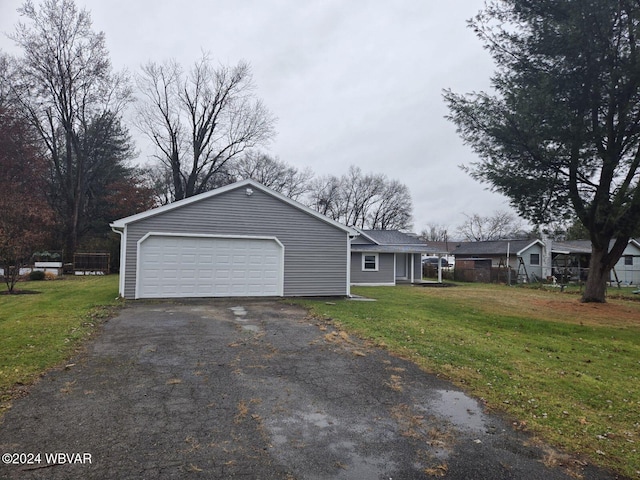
[581, 247, 609, 303]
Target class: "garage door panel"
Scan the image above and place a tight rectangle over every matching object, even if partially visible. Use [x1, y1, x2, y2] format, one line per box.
[138, 235, 282, 298]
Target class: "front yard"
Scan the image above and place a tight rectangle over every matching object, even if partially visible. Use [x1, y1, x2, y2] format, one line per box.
[0, 275, 120, 413]
[298, 284, 640, 478]
[1, 277, 638, 477]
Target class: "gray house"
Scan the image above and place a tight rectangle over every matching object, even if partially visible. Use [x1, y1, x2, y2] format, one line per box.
[451, 237, 640, 284]
[110, 180, 357, 299]
[350, 229, 444, 285]
[551, 238, 640, 284]
[452, 239, 545, 282]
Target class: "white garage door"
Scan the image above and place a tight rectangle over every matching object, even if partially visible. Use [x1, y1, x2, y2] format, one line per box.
[137, 234, 283, 298]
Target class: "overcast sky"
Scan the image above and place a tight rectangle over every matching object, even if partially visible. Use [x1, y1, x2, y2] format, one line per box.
[0, 0, 516, 233]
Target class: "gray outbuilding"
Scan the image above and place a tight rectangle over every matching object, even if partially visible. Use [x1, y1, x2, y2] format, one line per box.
[110, 180, 357, 299]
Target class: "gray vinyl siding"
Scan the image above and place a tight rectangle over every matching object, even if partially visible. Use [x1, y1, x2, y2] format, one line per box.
[612, 243, 640, 284]
[350, 253, 395, 284]
[122, 186, 349, 298]
[520, 244, 544, 281]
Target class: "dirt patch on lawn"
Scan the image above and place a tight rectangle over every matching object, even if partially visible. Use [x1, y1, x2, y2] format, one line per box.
[528, 297, 640, 327]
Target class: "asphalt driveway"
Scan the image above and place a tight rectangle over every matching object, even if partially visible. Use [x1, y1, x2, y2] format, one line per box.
[0, 300, 623, 479]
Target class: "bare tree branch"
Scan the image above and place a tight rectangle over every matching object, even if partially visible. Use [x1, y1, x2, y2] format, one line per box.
[135, 54, 276, 201]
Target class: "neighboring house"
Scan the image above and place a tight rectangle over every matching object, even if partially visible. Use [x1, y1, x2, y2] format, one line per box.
[452, 239, 545, 282]
[110, 179, 357, 299]
[350, 229, 445, 285]
[451, 237, 640, 284]
[551, 238, 640, 284]
[547, 240, 592, 282]
[615, 239, 640, 284]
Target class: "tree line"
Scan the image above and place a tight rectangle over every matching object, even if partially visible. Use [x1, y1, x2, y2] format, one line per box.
[6, 0, 638, 303]
[0, 0, 412, 291]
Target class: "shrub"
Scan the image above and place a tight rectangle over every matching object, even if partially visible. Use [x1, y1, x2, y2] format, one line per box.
[29, 270, 46, 281]
[44, 271, 57, 281]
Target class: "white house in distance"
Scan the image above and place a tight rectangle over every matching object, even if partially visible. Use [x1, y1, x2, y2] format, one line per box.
[451, 237, 640, 285]
[550, 238, 640, 285]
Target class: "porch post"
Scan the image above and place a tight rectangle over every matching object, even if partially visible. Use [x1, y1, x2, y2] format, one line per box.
[410, 253, 415, 283]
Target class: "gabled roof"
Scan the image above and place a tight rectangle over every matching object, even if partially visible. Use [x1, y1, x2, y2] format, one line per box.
[452, 239, 543, 256]
[550, 240, 592, 255]
[551, 238, 640, 255]
[452, 238, 640, 257]
[351, 229, 445, 254]
[358, 229, 426, 245]
[110, 179, 358, 235]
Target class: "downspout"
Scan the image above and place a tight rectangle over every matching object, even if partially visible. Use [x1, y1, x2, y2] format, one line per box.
[111, 226, 125, 298]
[346, 234, 353, 297]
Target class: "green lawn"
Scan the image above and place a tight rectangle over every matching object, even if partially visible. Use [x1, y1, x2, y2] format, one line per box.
[1, 277, 638, 477]
[0, 275, 120, 412]
[296, 285, 640, 478]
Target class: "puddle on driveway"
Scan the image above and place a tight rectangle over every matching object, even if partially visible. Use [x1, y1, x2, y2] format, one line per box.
[242, 324, 261, 333]
[265, 408, 398, 479]
[230, 306, 261, 332]
[427, 389, 487, 432]
[229, 306, 247, 316]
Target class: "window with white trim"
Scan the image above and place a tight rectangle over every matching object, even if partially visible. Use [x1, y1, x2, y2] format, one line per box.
[530, 253, 540, 266]
[624, 255, 633, 266]
[362, 253, 379, 271]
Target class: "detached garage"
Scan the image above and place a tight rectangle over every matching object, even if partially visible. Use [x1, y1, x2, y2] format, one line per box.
[110, 180, 356, 299]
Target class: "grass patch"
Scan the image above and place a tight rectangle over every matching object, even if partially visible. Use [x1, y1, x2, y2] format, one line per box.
[0, 275, 121, 413]
[296, 284, 640, 478]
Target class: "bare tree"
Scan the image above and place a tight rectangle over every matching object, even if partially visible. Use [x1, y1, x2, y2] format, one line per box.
[9, 0, 132, 257]
[307, 174, 342, 218]
[229, 151, 312, 201]
[0, 53, 12, 108]
[420, 223, 449, 242]
[306, 166, 413, 230]
[135, 55, 276, 202]
[368, 178, 412, 230]
[339, 166, 385, 228]
[456, 210, 522, 241]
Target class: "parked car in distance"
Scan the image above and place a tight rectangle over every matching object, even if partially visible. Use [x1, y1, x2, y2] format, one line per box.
[422, 257, 451, 268]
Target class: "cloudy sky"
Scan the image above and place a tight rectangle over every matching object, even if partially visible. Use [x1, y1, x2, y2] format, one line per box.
[0, 0, 515, 233]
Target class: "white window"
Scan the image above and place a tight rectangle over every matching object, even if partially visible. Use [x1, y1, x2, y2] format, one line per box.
[362, 253, 379, 271]
[530, 253, 540, 266]
[624, 255, 633, 266]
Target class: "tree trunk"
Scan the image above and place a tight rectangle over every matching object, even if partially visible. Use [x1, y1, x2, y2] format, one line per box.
[581, 246, 609, 303]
